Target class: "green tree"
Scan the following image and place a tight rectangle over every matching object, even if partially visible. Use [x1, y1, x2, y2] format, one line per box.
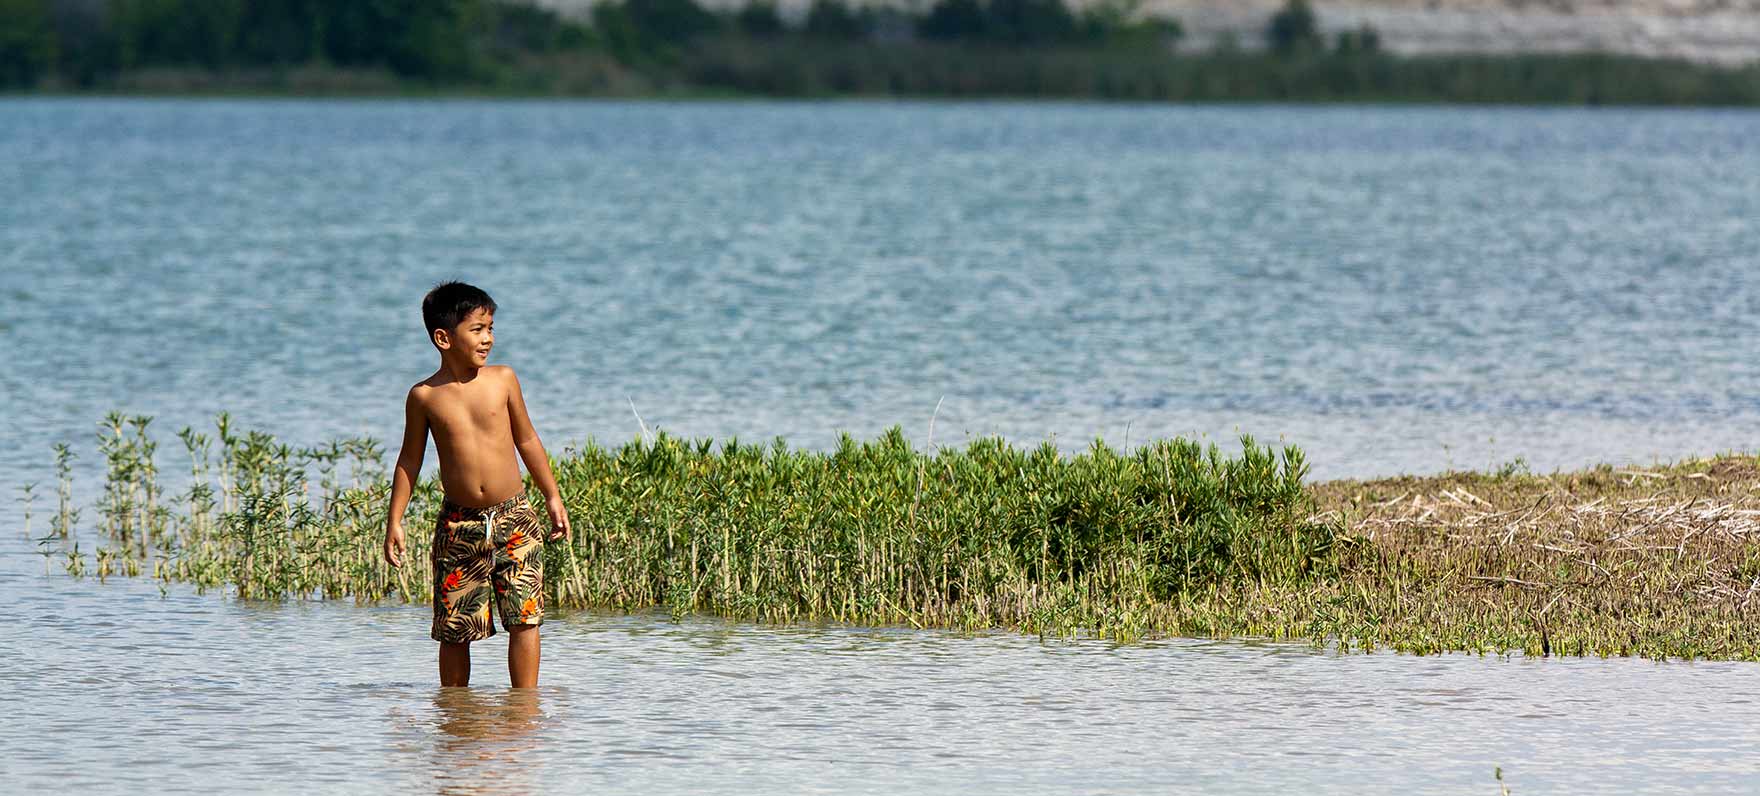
[0, 0, 57, 87]
[1266, 0, 1321, 56]
[804, 0, 866, 40]
[380, 0, 482, 79]
[623, 0, 721, 45]
[111, 0, 245, 69]
[736, 1, 784, 36]
[322, 0, 485, 78]
[1334, 23, 1380, 56]
[918, 0, 985, 40]
[985, 0, 1075, 44]
[45, 0, 122, 86]
[481, 1, 593, 54]
[1078, 0, 1182, 49]
[590, 1, 648, 61]
[233, 0, 321, 65]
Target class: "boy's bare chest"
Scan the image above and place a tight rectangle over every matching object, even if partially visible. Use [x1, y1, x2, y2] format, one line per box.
[426, 387, 509, 439]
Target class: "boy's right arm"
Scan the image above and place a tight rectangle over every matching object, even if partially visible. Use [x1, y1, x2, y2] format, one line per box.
[383, 388, 428, 568]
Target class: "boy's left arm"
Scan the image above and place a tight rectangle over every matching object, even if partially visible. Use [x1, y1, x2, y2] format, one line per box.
[506, 368, 571, 541]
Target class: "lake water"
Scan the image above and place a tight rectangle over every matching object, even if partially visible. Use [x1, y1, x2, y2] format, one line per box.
[7, 551, 1760, 795]
[4, 99, 1760, 793]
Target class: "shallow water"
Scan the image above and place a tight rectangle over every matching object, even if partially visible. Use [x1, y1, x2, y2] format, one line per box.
[6, 543, 1760, 795]
[5, 99, 1760, 792]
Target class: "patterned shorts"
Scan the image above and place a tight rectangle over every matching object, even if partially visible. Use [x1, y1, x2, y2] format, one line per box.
[430, 494, 546, 643]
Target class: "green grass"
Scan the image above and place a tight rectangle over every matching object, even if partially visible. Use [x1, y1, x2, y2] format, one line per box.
[42, 412, 1328, 641]
[36, 412, 1760, 659]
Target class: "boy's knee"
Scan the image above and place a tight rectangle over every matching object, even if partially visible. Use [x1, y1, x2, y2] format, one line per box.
[506, 623, 539, 636]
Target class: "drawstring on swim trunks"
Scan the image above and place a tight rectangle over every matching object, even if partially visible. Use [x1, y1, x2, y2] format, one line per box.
[483, 506, 498, 570]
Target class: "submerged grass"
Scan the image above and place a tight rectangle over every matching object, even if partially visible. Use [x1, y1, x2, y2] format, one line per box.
[33, 413, 1760, 659]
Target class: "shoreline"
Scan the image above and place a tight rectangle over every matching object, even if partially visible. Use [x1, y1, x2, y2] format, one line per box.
[6, 46, 1759, 107]
[16, 90, 1760, 109]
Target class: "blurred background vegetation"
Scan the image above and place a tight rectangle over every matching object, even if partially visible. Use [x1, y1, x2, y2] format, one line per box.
[1, 0, 1757, 103]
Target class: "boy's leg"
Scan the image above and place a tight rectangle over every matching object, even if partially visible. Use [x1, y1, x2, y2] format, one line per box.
[440, 641, 472, 687]
[507, 624, 540, 688]
[494, 500, 547, 689]
[432, 505, 494, 687]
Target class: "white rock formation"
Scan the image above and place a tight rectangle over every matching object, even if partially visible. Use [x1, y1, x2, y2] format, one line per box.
[1161, 0, 1760, 63]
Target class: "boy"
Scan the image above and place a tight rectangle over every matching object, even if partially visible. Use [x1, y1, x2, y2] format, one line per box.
[382, 281, 570, 688]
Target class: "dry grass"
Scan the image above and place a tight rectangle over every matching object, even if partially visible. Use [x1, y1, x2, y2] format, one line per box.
[1288, 457, 1760, 659]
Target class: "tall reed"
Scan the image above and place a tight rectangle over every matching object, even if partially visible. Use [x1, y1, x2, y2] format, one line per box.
[52, 443, 77, 538]
[17, 482, 33, 539]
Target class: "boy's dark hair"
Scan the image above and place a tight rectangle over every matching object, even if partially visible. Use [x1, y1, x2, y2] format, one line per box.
[422, 281, 497, 341]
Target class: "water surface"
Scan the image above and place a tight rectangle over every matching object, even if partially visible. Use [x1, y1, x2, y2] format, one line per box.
[4, 99, 1759, 793]
[3, 100, 1757, 491]
[7, 547, 1760, 795]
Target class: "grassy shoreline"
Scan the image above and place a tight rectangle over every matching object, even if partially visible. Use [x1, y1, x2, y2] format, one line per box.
[30, 413, 1760, 660]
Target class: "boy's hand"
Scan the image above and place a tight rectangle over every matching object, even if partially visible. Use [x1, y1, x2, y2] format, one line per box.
[546, 496, 571, 542]
[384, 525, 406, 568]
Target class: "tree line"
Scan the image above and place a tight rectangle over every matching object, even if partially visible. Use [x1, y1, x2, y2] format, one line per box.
[1, 0, 522, 85]
[0, 0, 1357, 89]
[2, 0, 1756, 105]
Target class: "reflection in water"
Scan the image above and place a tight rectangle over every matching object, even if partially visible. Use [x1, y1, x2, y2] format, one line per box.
[430, 688, 546, 796]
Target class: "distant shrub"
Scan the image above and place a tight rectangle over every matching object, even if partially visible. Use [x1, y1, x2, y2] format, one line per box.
[0, 0, 57, 87]
[1266, 0, 1322, 56]
[736, 0, 786, 36]
[1334, 24, 1380, 56]
[1079, 0, 1183, 50]
[621, 0, 723, 45]
[917, 0, 987, 41]
[804, 0, 869, 40]
[483, 1, 596, 54]
[985, 0, 1078, 45]
[917, 0, 1089, 45]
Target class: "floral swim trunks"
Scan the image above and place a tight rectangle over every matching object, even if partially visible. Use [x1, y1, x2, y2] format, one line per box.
[430, 494, 546, 644]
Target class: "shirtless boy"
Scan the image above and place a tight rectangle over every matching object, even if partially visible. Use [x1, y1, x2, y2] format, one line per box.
[382, 281, 571, 688]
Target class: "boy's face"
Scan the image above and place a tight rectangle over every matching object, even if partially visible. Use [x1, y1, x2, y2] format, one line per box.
[437, 308, 494, 366]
